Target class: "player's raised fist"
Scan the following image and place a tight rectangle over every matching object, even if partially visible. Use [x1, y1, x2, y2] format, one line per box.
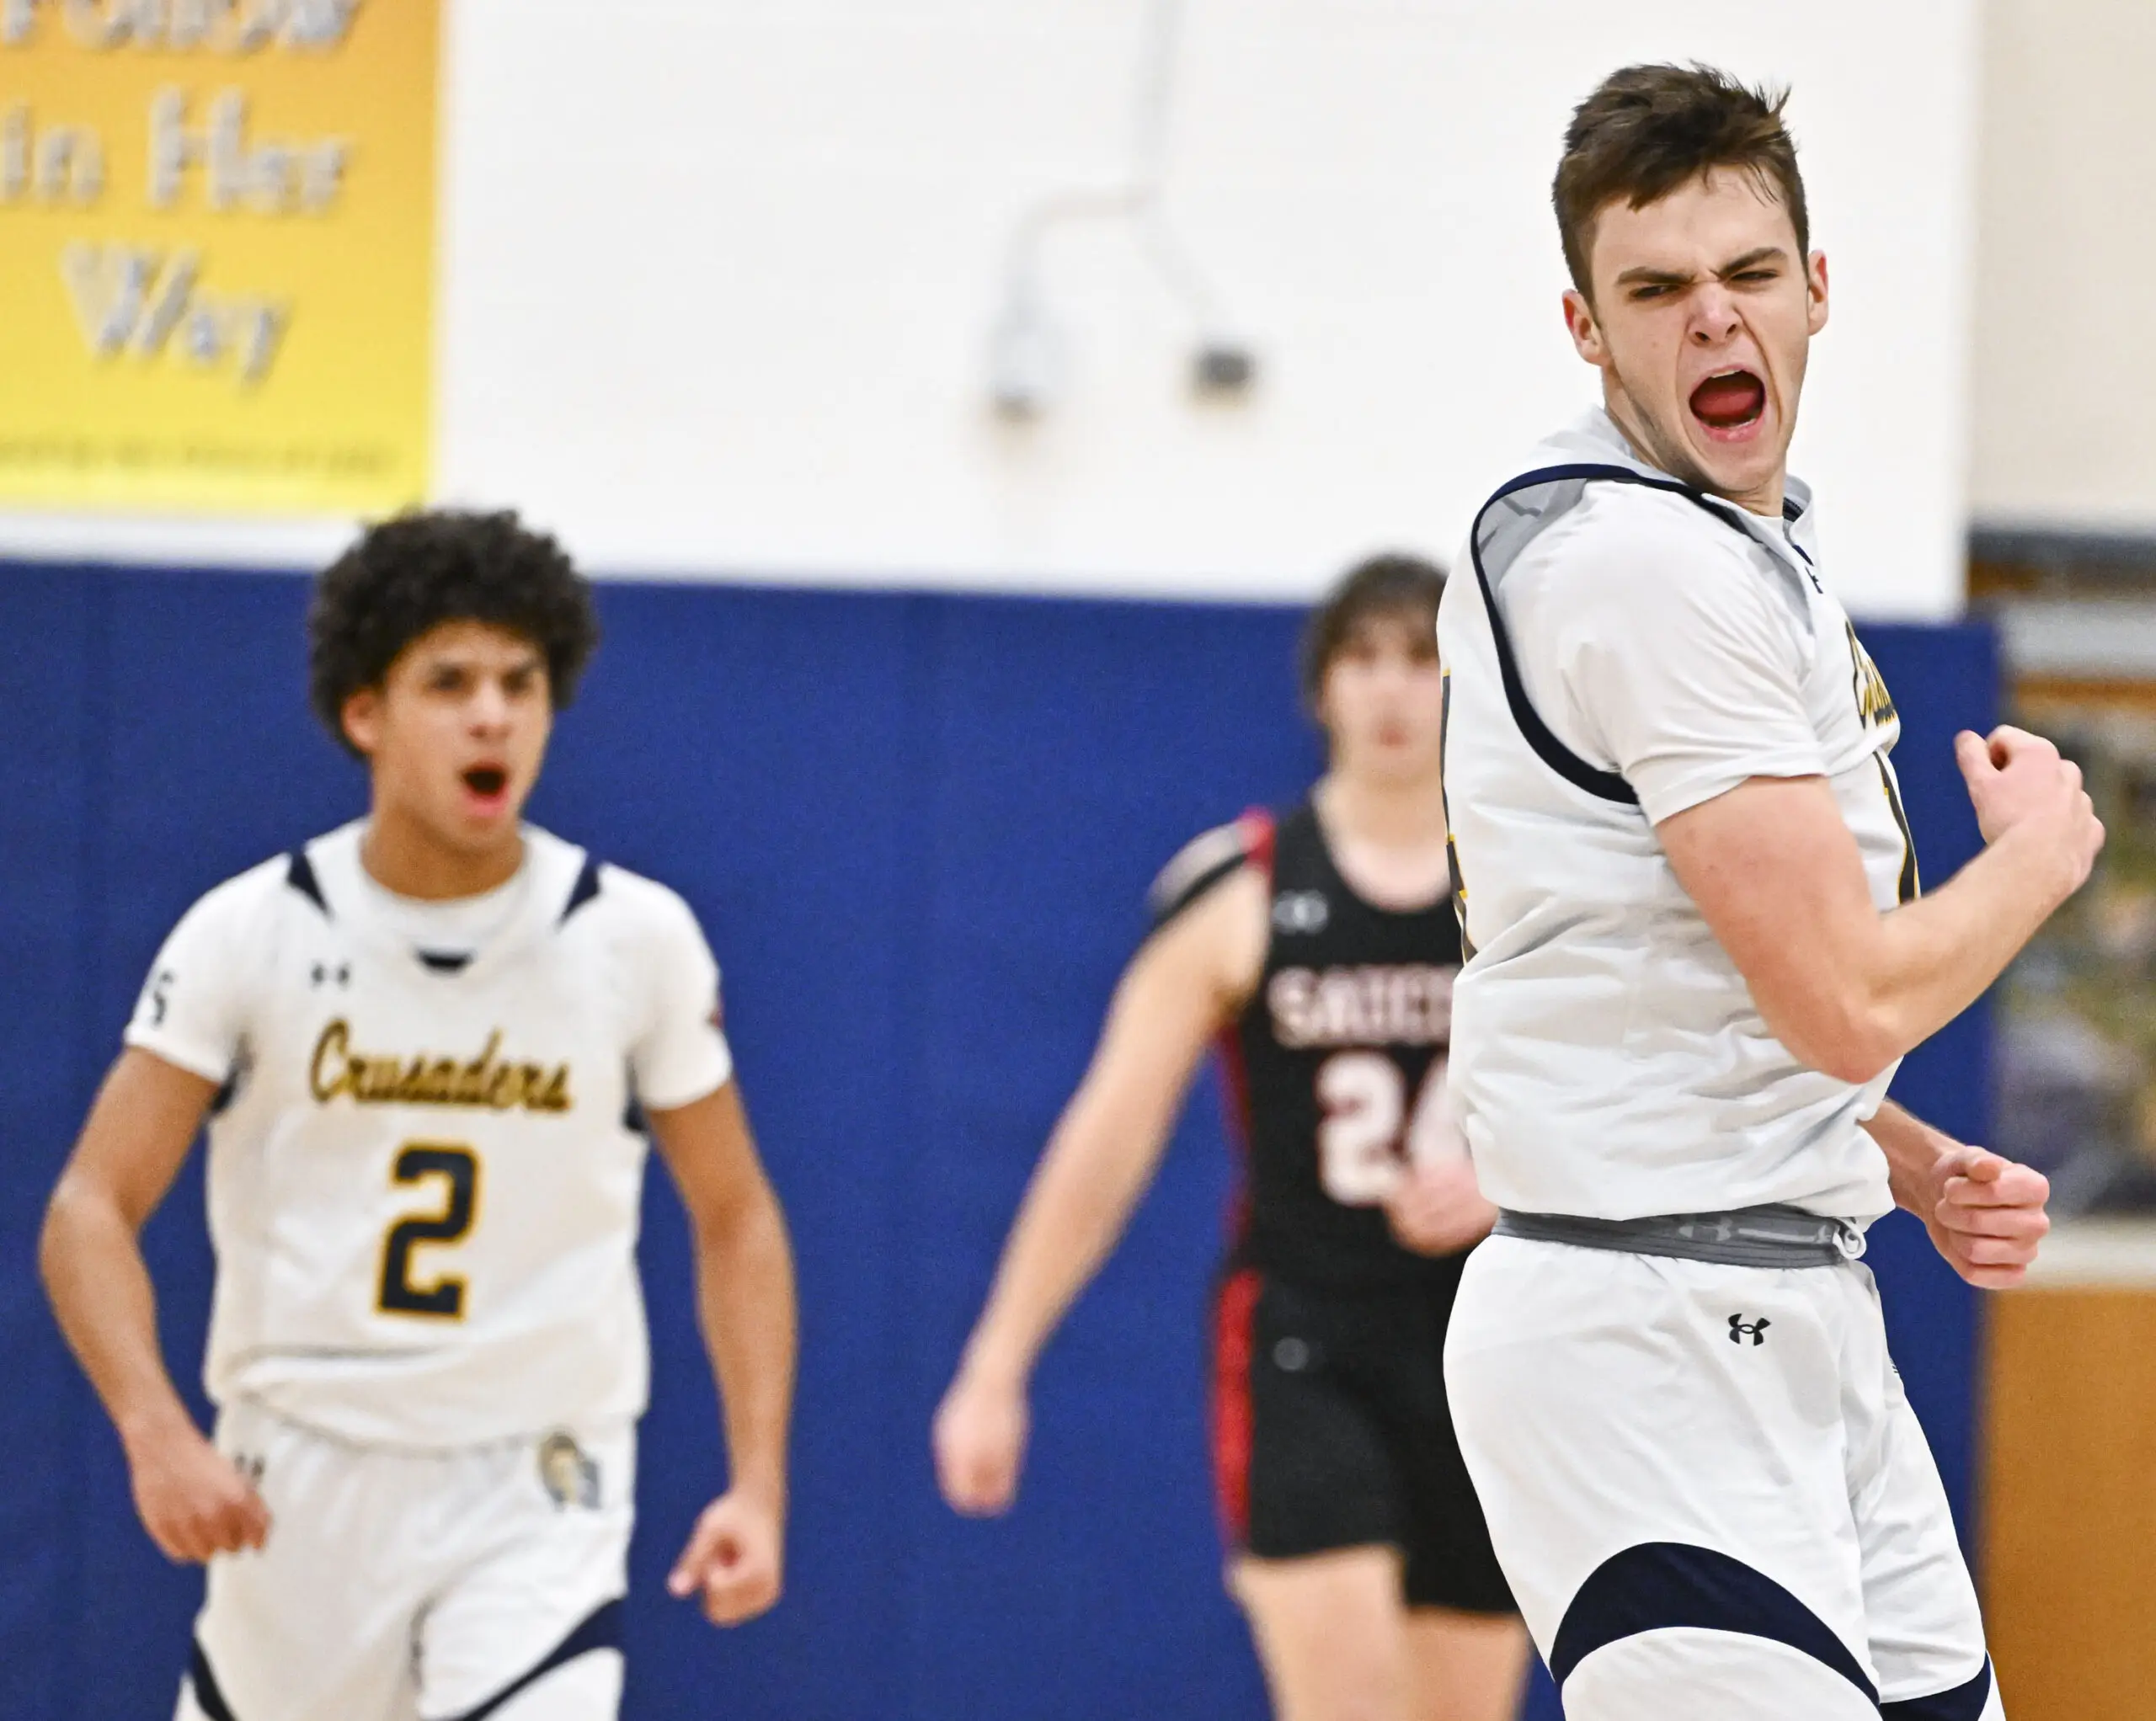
[1955, 725, 2104, 892]
[1917, 1146, 2052, 1290]
[125, 1420, 270, 1565]
[668, 1488, 784, 1627]
[932, 1367, 1029, 1516]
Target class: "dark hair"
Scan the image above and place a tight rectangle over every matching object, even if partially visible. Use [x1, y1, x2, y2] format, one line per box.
[1299, 553, 1446, 710]
[1553, 63, 1806, 297]
[307, 509, 599, 754]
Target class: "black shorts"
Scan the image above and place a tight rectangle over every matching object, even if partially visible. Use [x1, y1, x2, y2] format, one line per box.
[1209, 1260, 1515, 1614]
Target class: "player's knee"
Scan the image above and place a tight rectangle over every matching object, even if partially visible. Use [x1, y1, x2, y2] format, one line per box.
[484, 1649, 623, 1721]
[1241, 1591, 1412, 1721]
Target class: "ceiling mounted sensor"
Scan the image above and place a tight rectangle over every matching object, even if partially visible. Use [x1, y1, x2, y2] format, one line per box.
[990, 0, 1256, 421]
[990, 285, 1065, 420]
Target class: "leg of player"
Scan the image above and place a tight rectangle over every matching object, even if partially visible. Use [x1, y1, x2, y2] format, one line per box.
[1852, 1333, 2001, 1718]
[1234, 1548, 1414, 1721]
[1406, 1607, 1531, 1721]
[469, 1652, 624, 1721]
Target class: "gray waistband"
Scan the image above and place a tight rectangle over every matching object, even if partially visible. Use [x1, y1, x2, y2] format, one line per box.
[1492, 1205, 1867, 1268]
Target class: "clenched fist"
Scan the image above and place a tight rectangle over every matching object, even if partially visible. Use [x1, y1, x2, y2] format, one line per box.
[1955, 725, 2105, 899]
[1383, 1156, 1497, 1256]
[668, 1488, 785, 1626]
[125, 1420, 270, 1564]
[933, 1367, 1029, 1517]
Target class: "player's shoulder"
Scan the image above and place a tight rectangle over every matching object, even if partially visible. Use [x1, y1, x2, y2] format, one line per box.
[1147, 811, 1274, 932]
[1551, 478, 1752, 578]
[172, 832, 348, 938]
[1525, 482, 1800, 642]
[534, 829, 707, 946]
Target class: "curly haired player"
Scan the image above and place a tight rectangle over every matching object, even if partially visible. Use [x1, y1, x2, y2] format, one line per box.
[42, 511, 798, 1721]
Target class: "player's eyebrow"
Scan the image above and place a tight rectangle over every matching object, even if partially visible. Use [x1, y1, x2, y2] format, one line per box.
[1613, 246, 1790, 290]
[1614, 264, 1694, 289]
[1716, 246, 1787, 276]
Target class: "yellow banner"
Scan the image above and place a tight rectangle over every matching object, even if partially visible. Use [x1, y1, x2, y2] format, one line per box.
[0, 0, 436, 514]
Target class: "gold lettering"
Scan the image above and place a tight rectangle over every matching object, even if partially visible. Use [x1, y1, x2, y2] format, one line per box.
[308, 1017, 350, 1101]
[308, 1022, 574, 1114]
[532, 1065, 572, 1113]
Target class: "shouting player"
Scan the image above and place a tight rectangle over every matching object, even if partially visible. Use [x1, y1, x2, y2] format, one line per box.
[40, 513, 798, 1721]
[1438, 67, 2100, 1719]
[936, 557, 1528, 1721]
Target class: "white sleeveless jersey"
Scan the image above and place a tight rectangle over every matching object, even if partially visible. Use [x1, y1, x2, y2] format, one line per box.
[1438, 410, 1910, 1223]
[124, 822, 734, 1448]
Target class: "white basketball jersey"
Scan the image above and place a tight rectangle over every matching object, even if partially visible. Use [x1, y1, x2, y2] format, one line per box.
[125, 821, 734, 1448]
[1438, 410, 1909, 1223]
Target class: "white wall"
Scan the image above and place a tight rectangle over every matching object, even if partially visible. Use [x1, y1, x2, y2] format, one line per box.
[1971, 0, 2156, 534]
[7, 0, 1981, 617]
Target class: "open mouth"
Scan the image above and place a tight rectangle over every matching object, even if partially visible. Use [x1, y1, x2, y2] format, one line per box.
[1689, 367, 1766, 433]
[462, 765, 508, 799]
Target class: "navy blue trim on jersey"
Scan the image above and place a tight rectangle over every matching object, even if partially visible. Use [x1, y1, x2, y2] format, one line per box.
[1549, 1542, 1877, 1702]
[1468, 461, 1781, 809]
[284, 850, 329, 916]
[1881, 1659, 1993, 1720]
[188, 1639, 241, 1721]
[559, 855, 604, 924]
[446, 1597, 625, 1721]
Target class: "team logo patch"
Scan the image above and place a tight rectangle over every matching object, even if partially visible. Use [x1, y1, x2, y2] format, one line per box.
[1272, 891, 1329, 935]
[538, 1431, 600, 1509]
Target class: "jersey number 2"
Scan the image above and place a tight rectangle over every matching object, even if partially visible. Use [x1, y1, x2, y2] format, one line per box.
[1315, 1053, 1460, 1206]
[378, 1143, 480, 1319]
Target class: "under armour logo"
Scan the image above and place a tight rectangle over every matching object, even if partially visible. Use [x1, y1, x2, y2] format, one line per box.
[310, 962, 352, 988]
[1273, 892, 1329, 934]
[1678, 1216, 1737, 1244]
[1728, 1314, 1771, 1346]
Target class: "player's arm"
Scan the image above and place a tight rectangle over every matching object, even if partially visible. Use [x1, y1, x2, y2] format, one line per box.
[40, 1048, 270, 1563]
[1657, 727, 2100, 1084]
[648, 1080, 796, 1627]
[1861, 1099, 2051, 1289]
[933, 861, 1267, 1516]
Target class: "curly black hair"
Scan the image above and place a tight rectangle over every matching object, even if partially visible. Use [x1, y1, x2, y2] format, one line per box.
[307, 509, 600, 754]
[1299, 551, 1446, 711]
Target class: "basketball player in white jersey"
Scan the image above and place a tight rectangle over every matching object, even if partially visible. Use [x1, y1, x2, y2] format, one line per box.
[936, 557, 1527, 1721]
[40, 512, 798, 1721]
[1436, 67, 2100, 1721]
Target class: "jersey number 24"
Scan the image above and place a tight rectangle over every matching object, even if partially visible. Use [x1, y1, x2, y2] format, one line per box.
[1315, 1052, 1461, 1207]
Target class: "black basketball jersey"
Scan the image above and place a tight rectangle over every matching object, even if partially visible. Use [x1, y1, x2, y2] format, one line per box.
[1152, 800, 1465, 1289]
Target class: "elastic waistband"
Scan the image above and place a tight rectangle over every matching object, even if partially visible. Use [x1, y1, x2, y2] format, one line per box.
[1492, 1205, 1867, 1268]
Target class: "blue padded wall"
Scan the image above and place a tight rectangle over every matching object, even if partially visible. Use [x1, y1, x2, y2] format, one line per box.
[0, 565, 1992, 1721]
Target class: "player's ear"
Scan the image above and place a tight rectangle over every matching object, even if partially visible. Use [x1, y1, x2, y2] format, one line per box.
[1806, 249, 1829, 336]
[1563, 287, 1607, 366]
[340, 686, 382, 758]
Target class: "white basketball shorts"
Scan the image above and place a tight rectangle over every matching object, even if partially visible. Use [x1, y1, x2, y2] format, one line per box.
[1444, 1235, 2000, 1721]
[174, 1399, 632, 1721]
